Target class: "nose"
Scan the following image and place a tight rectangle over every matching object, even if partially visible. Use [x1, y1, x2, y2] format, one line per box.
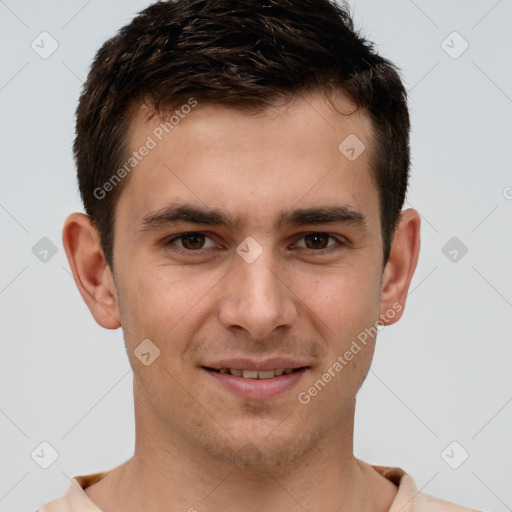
[218, 245, 298, 340]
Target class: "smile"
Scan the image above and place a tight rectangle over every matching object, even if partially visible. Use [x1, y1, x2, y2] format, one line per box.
[202, 365, 309, 400]
[205, 367, 302, 378]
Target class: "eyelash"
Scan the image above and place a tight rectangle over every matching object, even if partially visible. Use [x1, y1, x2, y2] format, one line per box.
[163, 231, 346, 255]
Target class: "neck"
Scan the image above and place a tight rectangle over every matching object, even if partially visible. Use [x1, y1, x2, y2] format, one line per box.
[85, 385, 397, 512]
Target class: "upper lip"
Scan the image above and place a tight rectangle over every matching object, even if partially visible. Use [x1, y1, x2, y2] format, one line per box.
[202, 358, 310, 371]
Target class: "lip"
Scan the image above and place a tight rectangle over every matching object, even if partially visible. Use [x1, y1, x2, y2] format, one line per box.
[202, 359, 310, 401]
[202, 357, 309, 372]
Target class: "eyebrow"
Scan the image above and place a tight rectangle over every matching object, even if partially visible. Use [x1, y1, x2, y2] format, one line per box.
[137, 202, 367, 233]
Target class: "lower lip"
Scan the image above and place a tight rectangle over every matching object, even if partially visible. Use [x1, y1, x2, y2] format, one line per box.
[203, 368, 308, 400]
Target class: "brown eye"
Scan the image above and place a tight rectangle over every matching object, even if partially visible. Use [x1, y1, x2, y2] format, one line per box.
[166, 232, 216, 251]
[180, 233, 205, 250]
[292, 233, 345, 254]
[303, 233, 332, 249]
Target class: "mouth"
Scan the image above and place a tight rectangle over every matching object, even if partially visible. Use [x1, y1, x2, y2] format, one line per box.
[203, 367, 306, 379]
[201, 362, 310, 400]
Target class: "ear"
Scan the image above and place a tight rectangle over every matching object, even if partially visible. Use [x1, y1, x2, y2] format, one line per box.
[379, 208, 421, 326]
[62, 213, 121, 329]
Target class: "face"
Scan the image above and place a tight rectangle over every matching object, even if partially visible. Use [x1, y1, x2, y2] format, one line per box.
[110, 92, 388, 468]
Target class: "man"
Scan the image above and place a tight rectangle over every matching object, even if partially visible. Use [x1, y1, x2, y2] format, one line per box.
[39, 0, 480, 510]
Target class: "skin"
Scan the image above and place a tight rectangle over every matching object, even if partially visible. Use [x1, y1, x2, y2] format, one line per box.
[63, 91, 420, 512]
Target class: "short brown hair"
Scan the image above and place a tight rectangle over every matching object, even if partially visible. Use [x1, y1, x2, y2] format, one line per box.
[74, 0, 410, 270]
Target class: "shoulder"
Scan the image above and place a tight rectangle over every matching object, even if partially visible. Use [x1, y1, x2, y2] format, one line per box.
[37, 471, 108, 512]
[370, 464, 482, 512]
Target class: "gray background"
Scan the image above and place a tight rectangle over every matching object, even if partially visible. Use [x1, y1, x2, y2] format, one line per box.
[1, 0, 511, 510]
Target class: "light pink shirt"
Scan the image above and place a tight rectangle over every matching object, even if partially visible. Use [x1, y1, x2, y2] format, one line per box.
[38, 465, 481, 511]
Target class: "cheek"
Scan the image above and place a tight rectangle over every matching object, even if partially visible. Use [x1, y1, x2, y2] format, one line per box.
[292, 262, 381, 342]
[118, 265, 221, 350]
[295, 269, 381, 404]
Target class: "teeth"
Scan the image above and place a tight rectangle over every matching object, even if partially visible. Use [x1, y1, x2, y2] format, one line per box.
[219, 368, 297, 378]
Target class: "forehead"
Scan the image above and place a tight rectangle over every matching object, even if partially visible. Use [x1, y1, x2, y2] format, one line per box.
[117, 92, 380, 235]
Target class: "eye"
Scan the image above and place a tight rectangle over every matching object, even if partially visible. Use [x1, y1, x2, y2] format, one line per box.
[293, 233, 344, 251]
[165, 232, 218, 251]
[163, 231, 345, 255]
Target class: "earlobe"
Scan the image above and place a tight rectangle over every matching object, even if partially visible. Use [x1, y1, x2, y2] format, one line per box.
[62, 213, 121, 329]
[379, 208, 421, 326]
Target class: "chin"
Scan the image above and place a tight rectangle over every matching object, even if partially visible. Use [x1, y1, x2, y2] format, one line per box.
[192, 418, 327, 470]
